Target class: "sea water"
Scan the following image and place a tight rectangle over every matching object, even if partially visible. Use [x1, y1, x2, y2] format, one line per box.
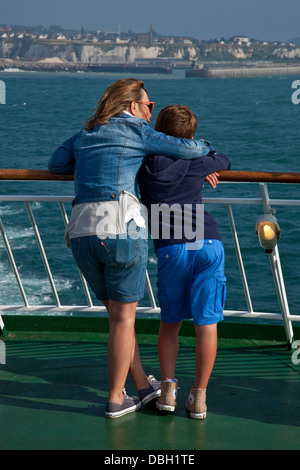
[0, 70, 299, 316]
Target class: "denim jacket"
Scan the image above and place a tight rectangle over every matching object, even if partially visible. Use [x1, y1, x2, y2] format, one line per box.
[48, 113, 214, 205]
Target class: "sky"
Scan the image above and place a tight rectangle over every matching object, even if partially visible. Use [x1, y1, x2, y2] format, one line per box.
[1, 0, 300, 42]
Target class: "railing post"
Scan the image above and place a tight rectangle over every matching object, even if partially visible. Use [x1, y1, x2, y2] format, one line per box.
[268, 246, 294, 347]
[58, 201, 94, 308]
[259, 183, 294, 346]
[226, 204, 253, 313]
[0, 215, 30, 307]
[145, 270, 157, 309]
[25, 201, 61, 307]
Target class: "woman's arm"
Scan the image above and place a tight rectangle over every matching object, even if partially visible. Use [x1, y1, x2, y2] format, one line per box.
[48, 134, 78, 174]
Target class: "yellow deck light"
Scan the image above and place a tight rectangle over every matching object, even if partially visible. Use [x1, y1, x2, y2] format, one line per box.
[256, 214, 281, 253]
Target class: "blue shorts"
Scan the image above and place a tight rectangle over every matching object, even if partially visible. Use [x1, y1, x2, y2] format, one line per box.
[70, 234, 148, 303]
[156, 240, 226, 325]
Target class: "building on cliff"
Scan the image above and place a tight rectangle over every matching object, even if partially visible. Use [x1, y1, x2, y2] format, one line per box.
[136, 25, 155, 45]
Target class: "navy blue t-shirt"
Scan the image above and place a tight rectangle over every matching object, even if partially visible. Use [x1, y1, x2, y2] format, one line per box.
[138, 152, 231, 251]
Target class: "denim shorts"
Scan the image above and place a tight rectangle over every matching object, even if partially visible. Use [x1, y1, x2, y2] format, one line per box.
[156, 239, 226, 325]
[70, 234, 148, 303]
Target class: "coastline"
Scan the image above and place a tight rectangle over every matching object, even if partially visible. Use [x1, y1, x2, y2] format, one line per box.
[2, 58, 300, 78]
[0, 58, 172, 74]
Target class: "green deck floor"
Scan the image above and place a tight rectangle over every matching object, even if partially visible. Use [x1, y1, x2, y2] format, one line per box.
[0, 318, 299, 451]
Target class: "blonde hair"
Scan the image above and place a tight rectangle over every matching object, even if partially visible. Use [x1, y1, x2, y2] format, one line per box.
[155, 104, 197, 139]
[84, 79, 148, 129]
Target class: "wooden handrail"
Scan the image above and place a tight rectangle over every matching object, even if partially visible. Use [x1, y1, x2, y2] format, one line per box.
[0, 169, 73, 181]
[218, 170, 300, 184]
[1, 169, 300, 184]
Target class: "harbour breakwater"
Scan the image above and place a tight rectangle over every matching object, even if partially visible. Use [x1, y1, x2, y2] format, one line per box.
[186, 63, 300, 78]
[0, 59, 172, 74]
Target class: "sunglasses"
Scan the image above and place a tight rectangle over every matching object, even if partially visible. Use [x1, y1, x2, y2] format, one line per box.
[137, 101, 155, 113]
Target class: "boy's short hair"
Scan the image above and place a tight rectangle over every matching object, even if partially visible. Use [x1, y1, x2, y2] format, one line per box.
[154, 104, 197, 139]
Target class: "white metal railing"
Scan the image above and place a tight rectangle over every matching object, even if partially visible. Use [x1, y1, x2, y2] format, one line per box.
[0, 194, 159, 316]
[1, 171, 300, 346]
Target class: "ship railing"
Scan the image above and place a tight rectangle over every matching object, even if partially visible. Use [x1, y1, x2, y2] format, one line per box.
[1, 169, 300, 346]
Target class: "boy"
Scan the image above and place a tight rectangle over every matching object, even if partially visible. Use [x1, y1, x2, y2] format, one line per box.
[138, 105, 230, 419]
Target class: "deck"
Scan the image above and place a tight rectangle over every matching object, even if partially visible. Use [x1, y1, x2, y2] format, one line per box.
[0, 316, 299, 451]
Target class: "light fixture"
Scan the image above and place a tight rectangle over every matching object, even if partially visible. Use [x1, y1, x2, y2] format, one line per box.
[255, 214, 281, 253]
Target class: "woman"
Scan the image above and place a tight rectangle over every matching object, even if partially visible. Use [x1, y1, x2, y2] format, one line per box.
[48, 78, 214, 418]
